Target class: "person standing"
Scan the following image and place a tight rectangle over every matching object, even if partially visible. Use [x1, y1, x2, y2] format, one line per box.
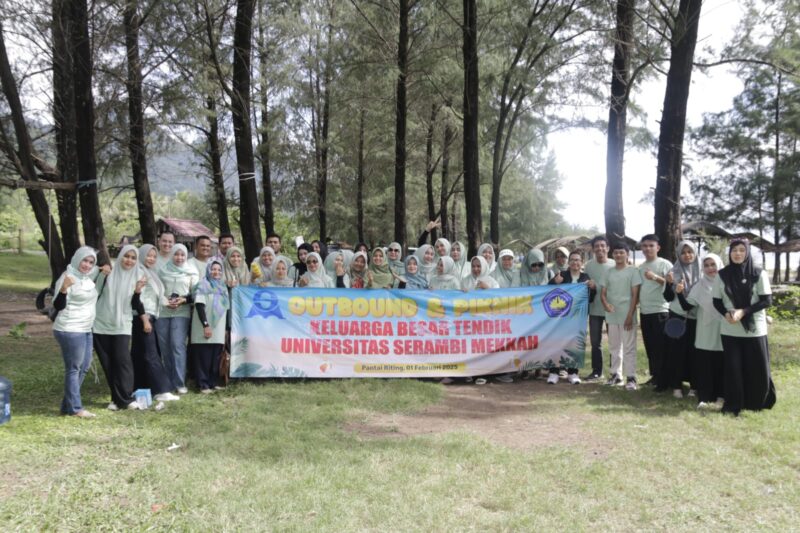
[191, 260, 230, 393]
[213, 233, 235, 263]
[712, 239, 776, 416]
[52, 247, 106, 418]
[157, 244, 200, 394]
[190, 235, 213, 275]
[600, 242, 641, 390]
[266, 233, 282, 255]
[93, 245, 148, 410]
[583, 236, 614, 381]
[131, 244, 179, 403]
[547, 250, 595, 385]
[637, 234, 672, 388]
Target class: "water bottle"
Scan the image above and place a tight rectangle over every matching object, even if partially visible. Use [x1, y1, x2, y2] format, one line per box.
[0, 376, 11, 425]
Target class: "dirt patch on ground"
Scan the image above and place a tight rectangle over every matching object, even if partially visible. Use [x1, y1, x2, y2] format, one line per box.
[346, 380, 608, 456]
[0, 290, 52, 338]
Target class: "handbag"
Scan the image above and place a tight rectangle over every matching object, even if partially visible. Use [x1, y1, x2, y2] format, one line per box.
[664, 315, 687, 339]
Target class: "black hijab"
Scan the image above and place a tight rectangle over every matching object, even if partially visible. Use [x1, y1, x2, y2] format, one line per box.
[312, 240, 329, 261]
[718, 238, 762, 332]
[293, 243, 314, 278]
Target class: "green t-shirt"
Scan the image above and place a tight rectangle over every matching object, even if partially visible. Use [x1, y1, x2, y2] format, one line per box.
[712, 271, 771, 338]
[637, 258, 672, 314]
[686, 290, 723, 351]
[190, 293, 227, 344]
[584, 258, 614, 317]
[601, 266, 642, 325]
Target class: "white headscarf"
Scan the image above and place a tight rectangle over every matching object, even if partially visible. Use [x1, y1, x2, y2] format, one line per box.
[434, 237, 452, 258]
[687, 253, 724, 326]
[492, 248, 516, 288]
[138, 244, 165, 302]
[429, 256, 459, 289]
[55, 246, 98, 295]
[461, 256, 499, 291]
[414, 244, 437, 279]
[301, 252, 334, 288]
[477, 243, 497, 273]
[251, 246, 276, 284]
[95, 244, 146, 332]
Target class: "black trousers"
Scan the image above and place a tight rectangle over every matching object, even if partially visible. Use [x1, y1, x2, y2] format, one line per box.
[721, 335, 776, 415]
[588, 315, 605, 374]
[94, 333, 134, 407]
[193, 343, 223, 390]
[131, 316, 172, 395]
[694, 348, 724, 403]
[659, 313, 697, 390]
[640, 312, 668, 380]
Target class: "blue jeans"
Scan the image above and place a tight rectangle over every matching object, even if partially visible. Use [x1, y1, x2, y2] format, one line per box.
[54, 330, 93, 414]
[155, 316, 190, 390]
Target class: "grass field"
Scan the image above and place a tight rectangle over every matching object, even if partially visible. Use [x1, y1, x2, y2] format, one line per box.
[0, 252, 52, 293]
[1, 252, 798, 531]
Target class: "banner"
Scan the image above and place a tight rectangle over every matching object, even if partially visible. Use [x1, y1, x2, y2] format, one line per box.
[230, 285, 588, 379]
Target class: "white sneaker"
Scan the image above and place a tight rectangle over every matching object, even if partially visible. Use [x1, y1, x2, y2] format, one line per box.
[200, 388, 214, 394]
[688, 389, 697, 398]
[546, 373, 559, 385]
[177, 387, 189, 395]
[126, 401, 140, 410]
[673, 389, 684, 399]
[625, 377, 638, 391]
[495, 374, 514, 383]
[568, 374, 581, 385]
[697, 402, 709, 410]
[107, 402, 119, 411]
[154, 392, 180, 402]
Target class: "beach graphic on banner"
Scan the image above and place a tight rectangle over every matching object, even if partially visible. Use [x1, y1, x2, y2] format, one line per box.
[230, 285, 588, 378]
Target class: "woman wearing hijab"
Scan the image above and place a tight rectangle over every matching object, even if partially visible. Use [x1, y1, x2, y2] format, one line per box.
[387, 242, 405, 288]
[400, 255, 429, 289]
[157, 244, 200, 395]
[324, 250, 351, 288]
[429, 256, 461, 290]
[461, 256, 499, 291]
[675, 254, 725, 409]
[250, 246, 276, 286]
[414, 244, 437, 281]
[450, 241, 470, 280]
[131, 244, 178, 403]
[52, 247, 104, 418]
[191, 260, 230, 393]
[224, 246, 251, 288]
[368, 248, 394, 289]
[354, 242, 370, 255]
[712, 239, 775, 416]
[662, 240, 701, 398]
[434, 237, 452, 259]
[492, 249, 519, 288]
[518, 249, 552, 286]
[93, 245, 148, 410]
[268, 256, 296, 287]
[289, 243, 313, 287]
[298, 252, 335, 288]
[348, 252, 369, 289]
[477, 243, 497, 273]
[311, 239, 328, 261]
[550, 246, 570, 273]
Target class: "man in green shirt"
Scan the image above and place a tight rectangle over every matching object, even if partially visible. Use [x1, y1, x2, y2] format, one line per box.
[637, 234, 672, 388]
[583, 236, 615, 381]
[600, 242, 641, 390]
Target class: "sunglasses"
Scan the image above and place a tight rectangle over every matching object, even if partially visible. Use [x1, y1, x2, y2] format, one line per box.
[530, 262, 544, 267]
[389, 248, 400, 252]
[307, 259, 318, 264]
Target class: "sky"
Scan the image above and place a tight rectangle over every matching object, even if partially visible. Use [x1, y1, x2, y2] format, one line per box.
[549, 0, 745, 242]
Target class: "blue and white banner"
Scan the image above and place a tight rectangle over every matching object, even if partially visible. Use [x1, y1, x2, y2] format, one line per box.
[230, 285, 588, 378]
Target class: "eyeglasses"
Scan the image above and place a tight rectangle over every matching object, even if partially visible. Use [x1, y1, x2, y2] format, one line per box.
[531, 262, 544, 267]
[307, 259, 318, 264]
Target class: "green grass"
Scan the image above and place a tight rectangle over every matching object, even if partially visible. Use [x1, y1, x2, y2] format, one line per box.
[1, 322, 799, 531]
[0, 251, 51, 293]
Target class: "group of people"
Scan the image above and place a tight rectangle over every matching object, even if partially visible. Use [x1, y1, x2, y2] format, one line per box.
[52, 227, 776, 419]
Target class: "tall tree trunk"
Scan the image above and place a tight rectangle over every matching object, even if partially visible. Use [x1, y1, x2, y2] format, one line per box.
[52, 0, 81, 259]
[604, 0, 634, 242]
[440, 118, 453, 241]
[257, 4, 274, 236]
[425, 103, 438, 243]
[357, 108, 366, 244]
[319, 15, 332, 241]
[394, 0, 409, 246]
[69, 0, 107, 260]
[462, 0, 482, 257]
[0, 23, 67, 283]
[123, 0, 157, 244]
[231, 0, 262, 261]
[654, 0, 702, 260]
[772, 70, 782, 284]
[205, 96, 230, 233]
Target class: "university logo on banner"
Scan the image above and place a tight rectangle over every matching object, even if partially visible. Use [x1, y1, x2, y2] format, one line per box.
[230, 285, 588, 379]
